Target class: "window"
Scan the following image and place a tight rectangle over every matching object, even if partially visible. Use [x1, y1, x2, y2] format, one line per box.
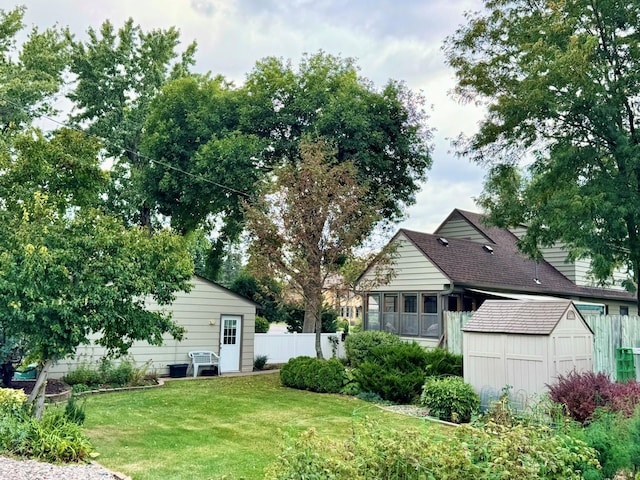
[401, 294, 419, 336]
[422, 295, 439, 337]
[366, 294, 380, 330]
[383, 294, 399, 333]
[620, 306, 629, 316]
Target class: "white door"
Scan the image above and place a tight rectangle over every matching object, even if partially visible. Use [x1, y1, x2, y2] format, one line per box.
[219, 315, 241, 373]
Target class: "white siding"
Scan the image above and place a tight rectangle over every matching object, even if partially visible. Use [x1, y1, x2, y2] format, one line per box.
[463, 304, 594, 402]
[540, 245, 576, 282]
[435, 219, 488, 243]
[361, 234, 449, 292]
[49, 277, 256, 378]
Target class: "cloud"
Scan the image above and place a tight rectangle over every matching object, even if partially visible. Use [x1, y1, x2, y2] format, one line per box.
[191, 0, 216, 17]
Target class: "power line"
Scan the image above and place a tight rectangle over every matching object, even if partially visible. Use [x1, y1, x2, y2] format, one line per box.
[0, 96, 251, 198]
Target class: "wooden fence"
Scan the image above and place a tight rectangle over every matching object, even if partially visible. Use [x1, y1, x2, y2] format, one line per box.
[445, 311, 640, 379]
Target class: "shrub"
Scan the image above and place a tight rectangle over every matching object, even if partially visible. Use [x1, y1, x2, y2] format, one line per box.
[253, 355, 268, 371]
[352, 341, 429, 404]
[265, 417, 599, 480]
[63, 357, 151, 390]
[0, 387, 28, 416]
[421, 376, 479, 423]
[0, 407, 93, 462]
[547, 371, 640, 423]
[424, 347, 463, 377]
[344, 330, 403, 367]
[255, 315, 270, 333]
[280, 356, 346, 393]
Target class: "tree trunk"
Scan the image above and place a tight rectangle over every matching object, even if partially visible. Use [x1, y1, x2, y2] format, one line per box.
[301, 282, 324, 359]
[28, 359, 53, 420]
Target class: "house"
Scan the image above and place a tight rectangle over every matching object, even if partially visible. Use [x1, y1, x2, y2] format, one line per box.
[48, 276, 257, 378]
[323, 274, 362, 326]
[462, 300, 593, 402]
[358, 209, 636, 347]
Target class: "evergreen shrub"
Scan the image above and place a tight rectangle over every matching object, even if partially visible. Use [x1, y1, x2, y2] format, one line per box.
[280, 356, 345, 393]
[353, 341, 429, 403]
[344, 331, 403, 367]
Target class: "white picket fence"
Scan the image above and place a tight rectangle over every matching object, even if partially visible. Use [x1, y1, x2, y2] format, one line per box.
[254, 333, 346, 364]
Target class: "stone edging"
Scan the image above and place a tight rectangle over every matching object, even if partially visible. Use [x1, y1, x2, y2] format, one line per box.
[73, 377, 166, 398]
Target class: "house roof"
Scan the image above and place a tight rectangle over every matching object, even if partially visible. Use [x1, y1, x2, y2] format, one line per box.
[399, 209, 634, 302]
[194, 275, 261, 307]
[462, 300, 591, 335]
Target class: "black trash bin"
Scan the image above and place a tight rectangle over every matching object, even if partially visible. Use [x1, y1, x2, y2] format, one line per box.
[168, 363, 189, 378]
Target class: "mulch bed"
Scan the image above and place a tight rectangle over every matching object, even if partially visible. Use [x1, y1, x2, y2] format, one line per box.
[9, 379, 71, 396]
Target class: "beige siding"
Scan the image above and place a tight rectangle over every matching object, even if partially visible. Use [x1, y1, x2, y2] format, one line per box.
[49, 277, 255, 378]
[540, 245, 576, 282]
[435, 219, 488, 243]
[361, 234, 449, 292]
[464, 304, 594, 401]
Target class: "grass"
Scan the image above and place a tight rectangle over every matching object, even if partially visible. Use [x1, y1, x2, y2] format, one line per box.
[83, 372, 440, 479]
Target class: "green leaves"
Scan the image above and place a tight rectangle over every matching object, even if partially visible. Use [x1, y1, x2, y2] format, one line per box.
[448, 0, 640, 292]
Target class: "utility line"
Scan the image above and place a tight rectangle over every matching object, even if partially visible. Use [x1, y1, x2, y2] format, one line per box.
[0, 96, 251, 198]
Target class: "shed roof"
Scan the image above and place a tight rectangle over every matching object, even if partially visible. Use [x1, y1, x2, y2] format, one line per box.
[461, 300, 590, 335]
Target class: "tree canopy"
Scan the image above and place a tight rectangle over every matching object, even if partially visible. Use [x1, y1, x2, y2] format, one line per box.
[445, 0, 640, 298]
[241, 51, 433, 222]
[66, 18, 196, 227]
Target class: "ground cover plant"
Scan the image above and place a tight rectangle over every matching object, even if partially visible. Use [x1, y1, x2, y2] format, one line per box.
[62, 358, 155, 393]
[82, 372, 432, 480]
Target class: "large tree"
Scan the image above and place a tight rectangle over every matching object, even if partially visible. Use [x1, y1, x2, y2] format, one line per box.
[0, 130, 193, 417]
[66, 18, 195, 228]
[446, 0, 640, 302]
[0, 6, 67, 138]
[139, 75, 263, 278]
[244, 138, 382, 357]
[241, 51, 433, 223]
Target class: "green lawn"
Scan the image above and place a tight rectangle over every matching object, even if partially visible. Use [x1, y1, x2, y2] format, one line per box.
[82, 372, 436, 480]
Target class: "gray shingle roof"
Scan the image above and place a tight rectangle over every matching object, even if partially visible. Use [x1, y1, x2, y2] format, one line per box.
[462, 300, 581, 335]
[399, 209, 635, 302]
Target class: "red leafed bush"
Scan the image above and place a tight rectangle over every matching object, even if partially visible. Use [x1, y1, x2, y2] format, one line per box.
[547, 371, 612, 423]
[609, 381, 640, 417]
[547, 371, 640, 423]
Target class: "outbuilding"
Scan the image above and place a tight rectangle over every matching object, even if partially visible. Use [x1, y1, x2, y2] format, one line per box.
[48, 276, 257, 378]
[462, 300, 593, 404]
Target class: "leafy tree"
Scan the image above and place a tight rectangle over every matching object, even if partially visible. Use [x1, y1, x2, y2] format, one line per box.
[0, 6, 68, 137]
[66, 18, 195, 228]
[445, 0, 640, 303]
[244, 138, 381, 357]
[230, 273, 285, 323]
[139, 75, 263, 277]
[241, 51, 433, 223]
[0, 132, 193, 417]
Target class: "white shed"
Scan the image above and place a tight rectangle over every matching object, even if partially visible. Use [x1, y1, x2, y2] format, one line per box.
[462, 300, 593, 403]
[48, 276, 257, 378]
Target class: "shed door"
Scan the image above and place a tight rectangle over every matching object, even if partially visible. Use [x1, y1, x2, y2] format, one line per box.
[219, 315, 241, 373]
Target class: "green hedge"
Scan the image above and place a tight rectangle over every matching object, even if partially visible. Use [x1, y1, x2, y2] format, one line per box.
[344, 331, 403, 367]
[280, 356, 346, 393]
[420, 376, 479, 423]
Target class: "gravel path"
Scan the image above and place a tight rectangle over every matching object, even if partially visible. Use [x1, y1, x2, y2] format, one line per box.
[0, 456, 121, 480]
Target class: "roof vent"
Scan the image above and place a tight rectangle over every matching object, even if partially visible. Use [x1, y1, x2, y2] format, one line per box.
[437, 237, 449, 247]
[483, 245, 494, 254]
[533, 278, 542, 285]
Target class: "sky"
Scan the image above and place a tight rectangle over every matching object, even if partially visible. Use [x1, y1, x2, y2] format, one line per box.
[18, 0, 487, 234]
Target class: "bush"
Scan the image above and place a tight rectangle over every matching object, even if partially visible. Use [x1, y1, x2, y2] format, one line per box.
[547, 371, 640, 423]
[424, 347, 463, 377]
[344, 331, 403, 367]
[255, 316, 270, 333]
[0, 407, 93, 462]
[0, 387, 28, 416]
[64, 395, 86, 425]
[63, 357, 151, 390]
[353, 342, 430, 404]
[280, 356, 346, 393]
[253, 355, 268, 371]
[421, 376, 479, 423]
[265, 417, 599, 480]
